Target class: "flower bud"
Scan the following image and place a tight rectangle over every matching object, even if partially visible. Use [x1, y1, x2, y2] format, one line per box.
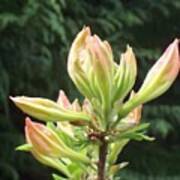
[125, 91, 142, 125]
[119, 39, 180, 117]
[113, 91, 142, 129]
[136, 39, 180, 103]
[56, 90, 74, 137]
[68, 27, 113, 111]
[71, 99, 81, 112]
[113, 46, 137, 102]
[82, 98, 93, 115]
[68, 27, 94, 99]
[10, 96, 90, 122]
[56, 90, 86, 127]
[86, 35, 113, 110]
[57, 90, 71, 109]
[25, 117, 90, 163]
[25, 117, 69, 157]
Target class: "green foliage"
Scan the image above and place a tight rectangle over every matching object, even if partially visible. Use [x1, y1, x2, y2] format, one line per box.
[118, 142, 180, 179]
[143, 105, 180, 138]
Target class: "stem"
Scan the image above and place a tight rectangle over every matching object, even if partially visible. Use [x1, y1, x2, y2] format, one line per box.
[97, 137, 108, 180]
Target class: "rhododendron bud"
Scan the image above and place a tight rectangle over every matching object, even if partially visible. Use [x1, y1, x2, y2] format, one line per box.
[57, 90, 71, 109]
[136, 39, 180, 103]
[119, 39, 180, 117]
[126, 91, 142, 125]
[10, 96, 90, 122]
[72, 99, 81, 112]
[82, 98, 92, 115]
[68, 27, 93, 99]
[25, 117, 68, 157]
[25, 118, 90, 163]
[56, 90, 75, 137]
[86, 35, 113, 110]
[68, 27, 113, 111]
[113, 91, 142, 130]
[113, 46, 137, 102]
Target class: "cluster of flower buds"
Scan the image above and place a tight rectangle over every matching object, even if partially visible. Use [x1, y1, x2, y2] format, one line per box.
[11, 27, 180, 179]
[68, 27, 180, 127]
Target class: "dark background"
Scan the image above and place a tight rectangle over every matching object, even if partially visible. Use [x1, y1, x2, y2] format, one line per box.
[0, 0, 180, 179]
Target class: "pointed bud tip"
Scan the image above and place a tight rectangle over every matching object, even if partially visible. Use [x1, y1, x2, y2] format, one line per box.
[10, 96, 21, 102]
[9, 96, 23, 105]
[9, 96, 15, 101]
[10, 96, 26, 103]
[82, 26, 91, 36]
[173, 38, 179, 44]
[170, 38, 179, 50]
[126, 44, 132, 50]
[25, 117, 32, 126]
[59, 90, 65, 96]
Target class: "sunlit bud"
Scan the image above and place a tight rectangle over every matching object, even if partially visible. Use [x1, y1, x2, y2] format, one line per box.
[25, 118, 90, 163]
[10, 96, 90, 122]
[136, 39, 180, 103]
[72, 99, 81, 112]
[57, 90, 71, 109]
[119, 39, 180, 117]
[113, 45, 137, 102]
[25, 117, 69, 157]
[82, 98, 92, 115]
[56, 91, 78, 135]
[68, 27, 114, 111]
[68, 27, 93, 99]
[125, 91, 142, 125]
[86, 35, 114, 112]
[113, 91, 142, 131]
[57, 90, 81, 112]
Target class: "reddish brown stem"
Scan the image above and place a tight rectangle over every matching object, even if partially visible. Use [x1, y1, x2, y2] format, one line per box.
[97, 138, 108, 180]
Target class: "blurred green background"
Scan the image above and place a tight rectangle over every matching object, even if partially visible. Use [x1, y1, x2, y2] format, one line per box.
[0, 0, 180, 179]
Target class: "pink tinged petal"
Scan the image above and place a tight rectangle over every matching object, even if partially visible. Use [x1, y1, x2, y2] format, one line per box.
[82, 98, 92, 115]
[127, 91, 142, 125]
[57, 90, 71, 109]
[137, 39, 180, 102]
[25, 117, 63, 157]
[118, 39, 180, 118]
[67, 27, 93, 98]
[86, 35, 113, 110]
[71, 99, 81, 112]
[25, 118, 91, 163]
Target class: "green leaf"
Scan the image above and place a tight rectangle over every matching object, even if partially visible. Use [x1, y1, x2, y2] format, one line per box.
[15, 144, 32, 151]
[52, 174, 67, 180]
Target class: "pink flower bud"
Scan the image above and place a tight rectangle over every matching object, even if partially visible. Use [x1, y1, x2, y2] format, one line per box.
[68, 27, 114, 111]
[57, 90, 71, 109]
[137, 39, 180, 103]
[126, 91, 142, 125]
[25, 117, 90, 163]
[118, 39, 180, 117]
[25, 117, 67, 157]
[68, 27, 93, 99]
